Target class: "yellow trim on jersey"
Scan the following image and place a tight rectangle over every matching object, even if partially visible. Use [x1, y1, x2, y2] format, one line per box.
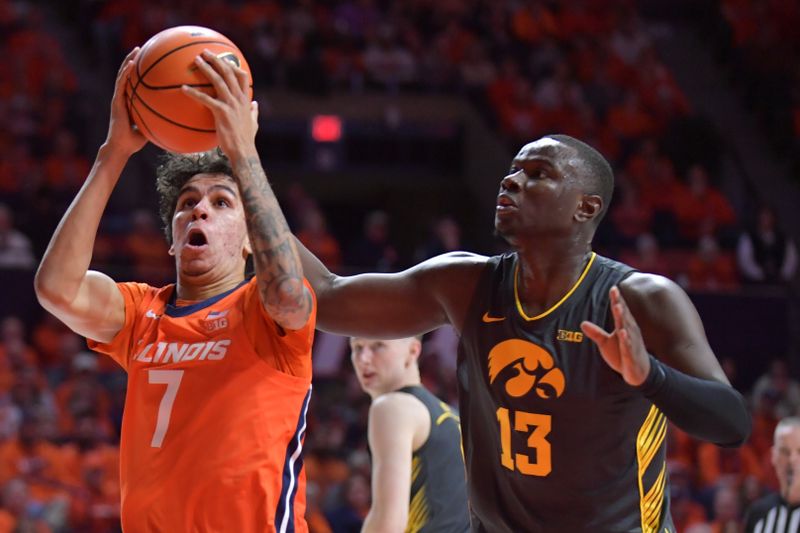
[636, 405, 667, 533]
[406, 456, 429, 533]
[514, 252, 597, 321]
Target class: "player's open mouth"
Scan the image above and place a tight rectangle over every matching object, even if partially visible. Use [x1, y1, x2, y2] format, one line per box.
[186, 229, 208, 249]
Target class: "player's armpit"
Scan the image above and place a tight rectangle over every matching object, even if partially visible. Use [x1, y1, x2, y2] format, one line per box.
[36, 270, 126, 344]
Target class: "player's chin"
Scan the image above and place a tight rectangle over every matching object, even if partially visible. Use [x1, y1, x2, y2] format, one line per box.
[493, 219, 516, 244]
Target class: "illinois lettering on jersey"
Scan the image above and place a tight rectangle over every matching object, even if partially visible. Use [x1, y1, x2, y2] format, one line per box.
[458, 253, 675, 533]
[88, 277, 316, 533]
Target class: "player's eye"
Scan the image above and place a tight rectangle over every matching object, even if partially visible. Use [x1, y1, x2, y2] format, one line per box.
[215, 198, 230, 207]
[180, 198, 196, 209]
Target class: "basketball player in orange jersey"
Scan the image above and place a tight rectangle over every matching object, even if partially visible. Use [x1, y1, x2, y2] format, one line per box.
[296, 135, 752, 532]
[350, 336, 469, 533]
[34, 47, 315, 532]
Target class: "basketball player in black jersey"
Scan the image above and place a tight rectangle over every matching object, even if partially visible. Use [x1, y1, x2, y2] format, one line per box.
[296, 134, 751, 532]
[350, 336, 469, 533]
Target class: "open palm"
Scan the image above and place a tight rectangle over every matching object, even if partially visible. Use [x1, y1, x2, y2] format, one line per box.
[580, 286, 651, 387]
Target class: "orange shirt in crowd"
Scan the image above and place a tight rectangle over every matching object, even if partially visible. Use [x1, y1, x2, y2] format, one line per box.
[87, 277, 316, 532]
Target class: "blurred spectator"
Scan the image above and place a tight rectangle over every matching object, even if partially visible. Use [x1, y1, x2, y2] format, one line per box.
[124, 210, 172, 285]
[324, 472, 370, 533]
[414, 215, 462, 261]
[686, 235, 739, 291]
[737, 206, 798, 285]
[669, 460, 708, 533]
[675, 165, 736, 244]
[42, 130, 89, 197]
[610, 180, 654, 246]
[0, 415, 76, 506]
[297, 208, 342, 272]
[708, 484, 741, 533]
[345, 210, 397, 272]
[0, 478, 53, 532]
[0, 203, 35, 269]
[752, 360, 800, 420]
[697, 439, 763, 493]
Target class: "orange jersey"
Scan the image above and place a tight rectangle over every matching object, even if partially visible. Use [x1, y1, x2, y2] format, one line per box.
[88, 277, 316, 532]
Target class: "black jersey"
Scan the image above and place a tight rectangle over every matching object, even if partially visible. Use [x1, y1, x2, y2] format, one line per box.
[457, 252, 675, 533]
[744, 493, 800, 533]
[396, 385, 470, 533]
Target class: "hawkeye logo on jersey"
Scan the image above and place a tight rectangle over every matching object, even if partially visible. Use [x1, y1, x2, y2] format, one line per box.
[556, 329, 583, 343]
[133, 339, 230, 363]
[203, 309, 229, 331]
[488, 339, 565, 399]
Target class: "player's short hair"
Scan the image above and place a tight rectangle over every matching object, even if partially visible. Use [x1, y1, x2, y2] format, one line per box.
[155, 149, 234, 245]
[775, 416, 800, 439]
[546, 134, 614, 225]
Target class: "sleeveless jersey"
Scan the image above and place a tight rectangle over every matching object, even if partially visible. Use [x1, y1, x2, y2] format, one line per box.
[395, 385, 470, 533]
[457, 252, 675, 533]
[87, 277, 315, 533]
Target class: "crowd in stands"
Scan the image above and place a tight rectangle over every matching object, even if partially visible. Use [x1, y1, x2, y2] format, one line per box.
[713, 0, 800, 177]
[0, 0, 797, 531]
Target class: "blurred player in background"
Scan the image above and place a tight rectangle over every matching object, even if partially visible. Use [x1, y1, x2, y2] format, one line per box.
[350, 335, 469, 533]
[745, 417, 800, 532]
[297, 135, 751, 531]
[34, 48, 315, 532]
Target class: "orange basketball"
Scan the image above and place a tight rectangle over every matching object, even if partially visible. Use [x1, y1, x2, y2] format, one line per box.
[125, 26, 253, 154]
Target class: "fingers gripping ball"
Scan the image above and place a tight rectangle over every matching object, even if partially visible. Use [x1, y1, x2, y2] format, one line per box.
[125, 26, 253, 154]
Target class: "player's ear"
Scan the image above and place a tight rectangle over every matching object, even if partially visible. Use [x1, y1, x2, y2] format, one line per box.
[243, 235, 253, 257]
[407, 338, 422, 366]
[575, 194, 602, 223]
[168, 242, 175, 256]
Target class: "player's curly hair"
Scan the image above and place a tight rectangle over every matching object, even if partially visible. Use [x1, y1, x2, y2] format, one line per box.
[155, 149, 234, 245]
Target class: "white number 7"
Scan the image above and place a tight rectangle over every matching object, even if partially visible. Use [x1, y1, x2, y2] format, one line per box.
[148, 369, 184, 448]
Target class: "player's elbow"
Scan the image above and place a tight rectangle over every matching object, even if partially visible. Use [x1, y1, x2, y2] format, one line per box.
[716, 390, 752, 448]
[34, 267, 71, 311]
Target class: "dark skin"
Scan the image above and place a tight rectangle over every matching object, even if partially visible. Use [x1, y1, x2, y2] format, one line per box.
[298, 136, 729, 388]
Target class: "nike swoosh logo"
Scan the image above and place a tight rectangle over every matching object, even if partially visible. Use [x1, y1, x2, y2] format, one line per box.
[482, 312, 506, 323]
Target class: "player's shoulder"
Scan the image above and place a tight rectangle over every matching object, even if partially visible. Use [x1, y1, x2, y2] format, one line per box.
[418, 251, 490, 271]
[618, 271, 684, 302]
[370, 390, 428, 423]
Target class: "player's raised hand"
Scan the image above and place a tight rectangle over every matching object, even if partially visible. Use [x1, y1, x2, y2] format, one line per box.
[182, 49, 257, 163]
[106, 47, 147, 155]
[580, 286, 651, 387]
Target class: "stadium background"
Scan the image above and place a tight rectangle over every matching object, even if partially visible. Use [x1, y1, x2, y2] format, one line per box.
[0, 0, 798, 531]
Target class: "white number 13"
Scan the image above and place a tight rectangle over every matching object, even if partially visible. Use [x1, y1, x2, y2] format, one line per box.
[148, 369, 184, 448]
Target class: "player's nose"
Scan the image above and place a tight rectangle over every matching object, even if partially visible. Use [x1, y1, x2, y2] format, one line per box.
[500, 172, 522, 192]
[191, 198, 210, 220]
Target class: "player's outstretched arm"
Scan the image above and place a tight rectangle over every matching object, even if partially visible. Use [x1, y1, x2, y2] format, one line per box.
[363, 393, 428, 533]
[184, 51, 311, 331]
[295, 237, 486, 338]
[581, 274, 751, 447]
[35, 48, 146, 343]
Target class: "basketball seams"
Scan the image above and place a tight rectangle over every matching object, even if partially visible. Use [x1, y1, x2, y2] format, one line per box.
[136, 39, 239, 89]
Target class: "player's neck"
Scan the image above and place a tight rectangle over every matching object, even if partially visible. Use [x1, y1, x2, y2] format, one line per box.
[175, 274, 245, 302]
[515, 244, 592, 316]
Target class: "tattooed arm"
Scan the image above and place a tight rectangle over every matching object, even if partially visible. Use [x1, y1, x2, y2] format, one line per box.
[184, 50, 312, 330]
[235, 155, 312, 330]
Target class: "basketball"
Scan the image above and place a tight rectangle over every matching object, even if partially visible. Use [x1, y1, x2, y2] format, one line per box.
[125, 26, 253, 154]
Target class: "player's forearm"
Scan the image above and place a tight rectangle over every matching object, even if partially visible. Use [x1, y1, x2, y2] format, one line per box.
[35, 144, 127, 306]
[231, 153, 310, 327]
[638, 355, 752, 447]
[361, 508, 407, 533]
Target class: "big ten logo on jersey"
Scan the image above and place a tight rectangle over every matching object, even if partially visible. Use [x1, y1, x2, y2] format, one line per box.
[488, 339, 565, 477]
[202, 309, 229, 332]
[133, 339, 231, 364]
[556, 329, 583, 343]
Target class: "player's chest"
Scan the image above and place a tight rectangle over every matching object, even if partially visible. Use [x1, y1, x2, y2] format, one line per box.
[128, 307, 250, 371]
